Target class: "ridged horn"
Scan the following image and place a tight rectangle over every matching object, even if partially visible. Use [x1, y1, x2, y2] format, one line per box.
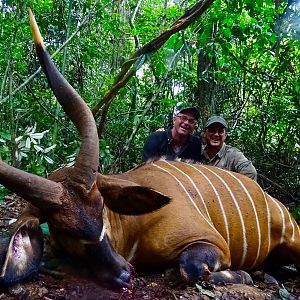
[29, 9, 99, 190]
[0, 160, 63, 207]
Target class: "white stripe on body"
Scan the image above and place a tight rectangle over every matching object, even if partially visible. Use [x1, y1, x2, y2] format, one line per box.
[257, 185, 272, 256]
[267, 195, 288, 243]
[270, 195, 300, 242]
[162, 160, 211, 221]
[283, 205, 295, 242]
[293, 214, 300, 240]
[220, 169, 263, 269]
[200, 166, 247, 268]
[188, 164, 230, 245]
[152, 162, 219, 235]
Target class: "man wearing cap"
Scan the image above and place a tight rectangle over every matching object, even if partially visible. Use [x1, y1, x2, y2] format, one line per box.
[142, 103, 202, 162]
[201, 116, 257, 180]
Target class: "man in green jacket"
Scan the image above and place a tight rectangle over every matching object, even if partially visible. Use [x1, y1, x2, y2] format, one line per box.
[201, 116, 257, 181]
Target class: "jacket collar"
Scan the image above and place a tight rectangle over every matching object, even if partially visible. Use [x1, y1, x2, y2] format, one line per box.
[203, 143, 226, 159]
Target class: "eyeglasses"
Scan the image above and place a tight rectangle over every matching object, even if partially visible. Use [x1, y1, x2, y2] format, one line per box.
[176, 115, 197, 125]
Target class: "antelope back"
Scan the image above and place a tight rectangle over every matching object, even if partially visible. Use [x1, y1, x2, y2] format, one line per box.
[114, 159, 300, 271]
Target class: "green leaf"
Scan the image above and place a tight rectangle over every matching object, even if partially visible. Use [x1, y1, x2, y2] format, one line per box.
[279, 287, 297, 300]
[40, 223, 50, 236]
[44, 156, 54, 164]
[133, 54, 147, 71]
[195, 284, 215, 297]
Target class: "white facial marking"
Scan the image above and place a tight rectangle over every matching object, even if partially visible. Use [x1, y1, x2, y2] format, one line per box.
[127, 240, 139, 263]
[99, 225, 106, 242]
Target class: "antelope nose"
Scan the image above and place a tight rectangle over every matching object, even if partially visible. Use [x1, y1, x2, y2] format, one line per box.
[116, 270, 131, 289]
[120, 269, 131, 283]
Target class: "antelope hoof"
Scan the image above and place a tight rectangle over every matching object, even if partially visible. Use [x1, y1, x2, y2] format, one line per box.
[208, 270, 253, 285]
[179, 242, 226, 284]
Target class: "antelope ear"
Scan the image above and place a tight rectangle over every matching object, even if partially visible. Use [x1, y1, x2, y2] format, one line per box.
[97, 175, 171, 215]
[0, 216, 43, 285]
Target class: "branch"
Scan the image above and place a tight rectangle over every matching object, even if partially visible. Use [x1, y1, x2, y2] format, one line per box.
[129, 0, 142, 49]
[92, 0, 216, 136]
[110, 36, 195, 171]
[0, 0, 106, 105]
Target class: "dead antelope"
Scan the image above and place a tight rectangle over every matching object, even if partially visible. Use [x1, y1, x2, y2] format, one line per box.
[0, 10, 299, 291]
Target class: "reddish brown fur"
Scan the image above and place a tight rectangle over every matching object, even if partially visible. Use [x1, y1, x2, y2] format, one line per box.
[101, 160, 300, 273]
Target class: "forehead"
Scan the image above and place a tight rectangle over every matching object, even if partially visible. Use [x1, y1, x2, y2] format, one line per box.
[206, 123, 226, 131]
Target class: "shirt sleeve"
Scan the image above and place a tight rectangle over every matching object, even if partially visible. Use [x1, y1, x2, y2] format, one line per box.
[231, 150, 257, 181]
[142, 133, 163, 162]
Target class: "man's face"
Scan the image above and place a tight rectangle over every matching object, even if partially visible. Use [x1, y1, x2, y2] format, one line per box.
[173, 111, 197, 136]
[204, 123, 227, 148]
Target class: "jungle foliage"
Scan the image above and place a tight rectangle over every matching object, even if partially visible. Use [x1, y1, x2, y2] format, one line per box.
[0, 0, 299, 214]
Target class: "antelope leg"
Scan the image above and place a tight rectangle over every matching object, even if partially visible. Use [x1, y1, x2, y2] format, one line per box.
[179, 242, 252, 285]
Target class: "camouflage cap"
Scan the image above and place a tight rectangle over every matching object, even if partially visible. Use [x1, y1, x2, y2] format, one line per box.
[205, 116, 228, 129]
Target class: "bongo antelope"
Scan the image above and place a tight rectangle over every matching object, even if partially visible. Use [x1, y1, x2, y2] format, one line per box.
[0, 10, 299, 290]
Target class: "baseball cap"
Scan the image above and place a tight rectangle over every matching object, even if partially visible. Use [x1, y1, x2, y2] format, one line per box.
[205, 116, 228, 129]
[173, 102, 200, 121]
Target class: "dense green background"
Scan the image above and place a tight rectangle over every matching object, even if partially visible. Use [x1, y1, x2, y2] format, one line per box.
[0, 0, 299, 216]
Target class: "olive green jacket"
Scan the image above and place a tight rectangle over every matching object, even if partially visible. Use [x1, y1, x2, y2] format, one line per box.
[201, 143, 257, 181]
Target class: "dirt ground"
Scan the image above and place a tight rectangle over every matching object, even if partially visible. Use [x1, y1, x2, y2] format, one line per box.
[0, 196, 299, 300]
